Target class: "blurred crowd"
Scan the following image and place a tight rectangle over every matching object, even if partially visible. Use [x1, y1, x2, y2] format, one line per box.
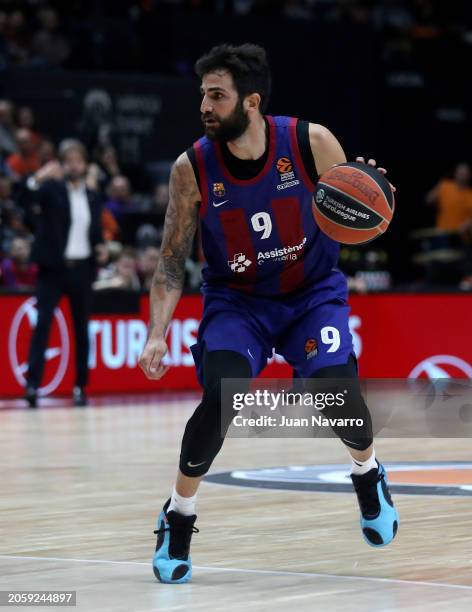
[0, 0, 471, 293]
[344, 162, 472, 293]
[2, 93, 471, 295]
[0, 98, 201, 293]
[422, 162, 472, 290]
[0, 1, 468, 73]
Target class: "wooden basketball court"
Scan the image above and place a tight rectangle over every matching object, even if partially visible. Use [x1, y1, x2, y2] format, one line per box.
[1, 393, 472, 611]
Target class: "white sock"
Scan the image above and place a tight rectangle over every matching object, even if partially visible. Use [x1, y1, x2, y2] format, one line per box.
[350, 448, 377, 476]
[168, 487, 197, 516]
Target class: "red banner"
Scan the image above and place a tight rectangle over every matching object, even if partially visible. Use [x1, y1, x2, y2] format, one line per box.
[1, 293, 471, 397]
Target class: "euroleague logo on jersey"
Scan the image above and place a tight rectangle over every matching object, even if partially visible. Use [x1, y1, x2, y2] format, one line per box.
[276, 157, 293, 173]
[304, 338, 318, 359]
[276, 157, 300, 191]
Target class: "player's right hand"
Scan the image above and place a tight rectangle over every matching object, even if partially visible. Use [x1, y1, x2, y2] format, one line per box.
[139, 335, 169, 380]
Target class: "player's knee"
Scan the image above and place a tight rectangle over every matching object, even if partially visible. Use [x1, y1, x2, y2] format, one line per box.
[306, 354, 373, 447]
[310, 353, 358, 379]
[179, 350, 252, 477]
[203, 349, 252, 388]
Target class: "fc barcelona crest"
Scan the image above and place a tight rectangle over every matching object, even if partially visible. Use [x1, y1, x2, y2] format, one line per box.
[213, 182, 226, 197]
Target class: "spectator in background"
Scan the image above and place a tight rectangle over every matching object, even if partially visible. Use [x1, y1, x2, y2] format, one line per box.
[94, 241, 122, 284]
[0, 174, 27, 250]
[93, 247, 140, 290]
[138, 246, 160, 291]
[83, 159, 121, 242]
[38, 139, 57, 165]
[30, 7, 70, 68]
[97, 146, 121, 182]
[426, 163, 472, 231]
[0, 100, 17, 156]
[101, 208, 121, 241]
[0, 151, 14, 177]
[90, 145, 122, 193]
[0, 173, 14, 208]
[136, 223, 163, 250]
[0, 11, 9, 70]
[16, 106, 42, 145]
[6, 128, 40, 179]
[5, 10, 31, 65]
[104, 175, 136, 223]
[152, 181, 169, 216]
[411, 0, 441, 39]
[0, 235, 38, 289]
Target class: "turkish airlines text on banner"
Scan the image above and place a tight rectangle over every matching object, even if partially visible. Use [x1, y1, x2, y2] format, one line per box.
[0, 293, 471, 396]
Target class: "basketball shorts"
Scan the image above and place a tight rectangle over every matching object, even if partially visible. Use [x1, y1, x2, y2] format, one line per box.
[190, 269, 354, 385]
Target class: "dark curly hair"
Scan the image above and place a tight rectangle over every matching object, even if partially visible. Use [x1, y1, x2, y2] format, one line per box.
[195, 43, 271, 113]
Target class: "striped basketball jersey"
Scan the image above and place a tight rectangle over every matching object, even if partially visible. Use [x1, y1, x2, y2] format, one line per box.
[192, 115, 340, 297]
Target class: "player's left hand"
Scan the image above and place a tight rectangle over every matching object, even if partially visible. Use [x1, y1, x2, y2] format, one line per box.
[355, 156, 396, 193]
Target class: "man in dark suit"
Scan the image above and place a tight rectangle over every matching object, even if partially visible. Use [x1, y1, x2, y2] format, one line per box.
[24, 139, 105, 407]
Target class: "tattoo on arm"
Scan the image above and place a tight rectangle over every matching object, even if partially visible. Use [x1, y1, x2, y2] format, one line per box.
[152, 155, 199, 291]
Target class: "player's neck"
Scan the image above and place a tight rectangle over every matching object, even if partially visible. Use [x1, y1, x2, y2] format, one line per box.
[225, 114, 266, 161]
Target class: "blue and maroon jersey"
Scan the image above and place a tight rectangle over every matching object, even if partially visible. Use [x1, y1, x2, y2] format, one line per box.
[193, 115, 340, 297]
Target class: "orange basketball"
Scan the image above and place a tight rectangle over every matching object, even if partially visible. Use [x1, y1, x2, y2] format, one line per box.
[313, 162, 395, 244]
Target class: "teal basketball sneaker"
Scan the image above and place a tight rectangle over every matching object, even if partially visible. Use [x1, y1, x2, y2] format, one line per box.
[152, 499, 199, 584]
[351, 462, 399, 547]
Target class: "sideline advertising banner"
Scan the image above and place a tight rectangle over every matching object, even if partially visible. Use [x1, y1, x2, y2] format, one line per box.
[0, 293, 471, 397]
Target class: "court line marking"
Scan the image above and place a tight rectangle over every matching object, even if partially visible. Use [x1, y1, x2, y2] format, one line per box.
[1, 555, 471, 592]
[202, 466, 472, 499]
[202, 477, 472, 499]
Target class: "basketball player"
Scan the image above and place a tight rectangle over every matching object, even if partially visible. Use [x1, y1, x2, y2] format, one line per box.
[139, 44, 399, 584]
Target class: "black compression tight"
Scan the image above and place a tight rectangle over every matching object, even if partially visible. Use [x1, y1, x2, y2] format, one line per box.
[307, 354, 373, 451]
[179, 351, 373, 478]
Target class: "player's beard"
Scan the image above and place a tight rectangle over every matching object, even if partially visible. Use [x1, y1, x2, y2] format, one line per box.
[202, 99, 250, 142]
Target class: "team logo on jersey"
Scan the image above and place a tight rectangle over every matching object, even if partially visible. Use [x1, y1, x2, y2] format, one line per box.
[213, 182, 226, 197]
[275, 157, 299, 190]
[228, 253, 252, 273]
[304, 338, 318, 359]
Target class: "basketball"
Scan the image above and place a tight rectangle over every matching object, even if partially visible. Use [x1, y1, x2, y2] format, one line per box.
[313, 162, 395, 244]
